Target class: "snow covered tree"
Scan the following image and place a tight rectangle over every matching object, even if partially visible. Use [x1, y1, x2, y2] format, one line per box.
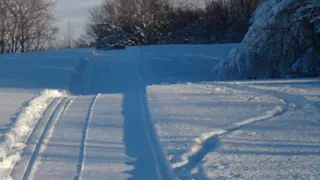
[117, 0, 173, 44]
[82, 0, 262, 46]
[212, 0, 320, 79]
[84, 0, 173, 45]
[202, 0, 261, 43]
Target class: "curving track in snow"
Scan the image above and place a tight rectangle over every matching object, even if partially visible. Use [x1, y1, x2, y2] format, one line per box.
[167, 80, 320, 179]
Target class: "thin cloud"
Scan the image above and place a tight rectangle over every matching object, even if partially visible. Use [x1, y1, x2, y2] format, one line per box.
[55, 0, 103, 37]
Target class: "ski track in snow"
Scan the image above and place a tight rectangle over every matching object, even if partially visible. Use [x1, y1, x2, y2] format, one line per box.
[19, 97, 72, 180]
[172, 82, 299, 179]
[75, 94, 100, 180]
[0, 90, 66, 180]
[6, 47, 317, 180]
[172, 105, 285, 178]
[10, 98, 61, 180]
[219, 82, 311, 110]
[172, 80, 320, 178]
[30, 97, 74, 179]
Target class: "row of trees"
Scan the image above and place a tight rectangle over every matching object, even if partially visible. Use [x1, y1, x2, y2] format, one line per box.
[0, 0, 58, 54]
[77, 0, 262, 47]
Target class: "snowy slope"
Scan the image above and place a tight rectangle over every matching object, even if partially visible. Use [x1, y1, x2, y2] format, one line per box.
[136, 44, 238, 84]
[148, 79, 320, 179]
[0, 44, 319, 180]
[0, 49, 93, 89]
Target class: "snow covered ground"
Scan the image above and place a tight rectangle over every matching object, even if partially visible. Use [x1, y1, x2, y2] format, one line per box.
[0, 45, 319, 179]
[148, 79, 320, 179]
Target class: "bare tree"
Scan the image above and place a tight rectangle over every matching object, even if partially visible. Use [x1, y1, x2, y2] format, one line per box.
[0, 0, 8, 53]
[0, 0, 57, 53]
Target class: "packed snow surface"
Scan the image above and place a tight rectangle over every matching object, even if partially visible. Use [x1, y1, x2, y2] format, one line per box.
[148, 79, 320, 179]
[0, 45, 319, 179]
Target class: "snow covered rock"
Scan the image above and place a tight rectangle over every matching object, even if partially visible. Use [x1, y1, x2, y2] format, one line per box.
[212, 0, 320, 80]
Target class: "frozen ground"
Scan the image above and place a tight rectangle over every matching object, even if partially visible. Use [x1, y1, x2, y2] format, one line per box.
[0, 45, 319, 180]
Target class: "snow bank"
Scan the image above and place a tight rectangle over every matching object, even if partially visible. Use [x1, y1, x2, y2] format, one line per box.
[0, 90, 66, 180]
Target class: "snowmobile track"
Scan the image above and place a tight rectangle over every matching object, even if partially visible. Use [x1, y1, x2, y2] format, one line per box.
[12, 97, 72, 180]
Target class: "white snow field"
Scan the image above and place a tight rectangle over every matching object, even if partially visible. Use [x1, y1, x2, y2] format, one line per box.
[148, 80, 320, 179]
[0, 45, 319, 180]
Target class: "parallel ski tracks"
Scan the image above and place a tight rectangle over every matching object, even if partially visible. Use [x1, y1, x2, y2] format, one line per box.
[12, 96, 73, 180]
[75, 94, 100, 180]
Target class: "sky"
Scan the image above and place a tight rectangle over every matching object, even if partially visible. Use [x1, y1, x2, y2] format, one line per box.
[55, 0, 103, 38]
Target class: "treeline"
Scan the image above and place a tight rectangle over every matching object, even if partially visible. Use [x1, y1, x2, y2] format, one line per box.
[77, 0, 262, 47]
[0, 0, 58, 54]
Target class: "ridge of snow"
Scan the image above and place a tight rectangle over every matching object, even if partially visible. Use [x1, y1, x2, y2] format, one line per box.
[139, 91, 175, 180]
[0, 89, 67, 180]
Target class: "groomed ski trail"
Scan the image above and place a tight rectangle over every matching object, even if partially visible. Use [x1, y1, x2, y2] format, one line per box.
[75, 94, 100, 180]
[9, 48, 175, 179]
[12, 97, 72, 180]
[0, 90, 66, 180]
